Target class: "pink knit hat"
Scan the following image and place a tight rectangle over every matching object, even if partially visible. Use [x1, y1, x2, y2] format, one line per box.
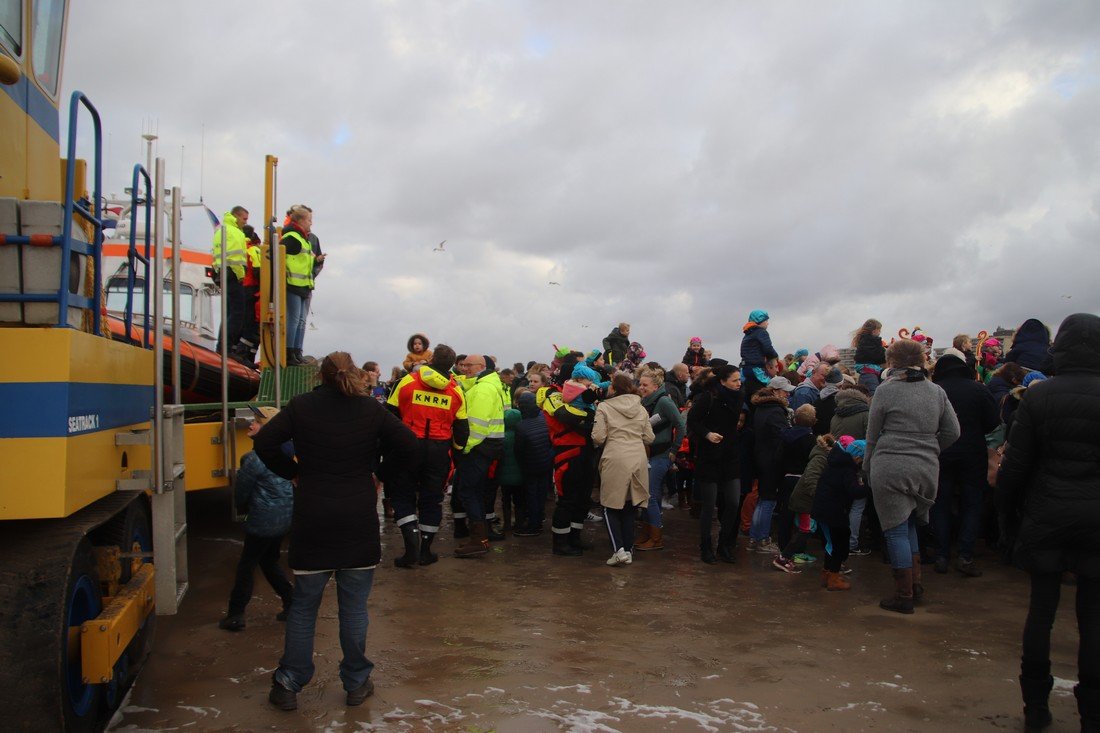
[837, 435, 856, 449]
[689, 336, 702, 345]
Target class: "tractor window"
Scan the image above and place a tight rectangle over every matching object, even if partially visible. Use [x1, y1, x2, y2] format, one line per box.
[0, 1, 21, 56]
[31, 0, 64, 96]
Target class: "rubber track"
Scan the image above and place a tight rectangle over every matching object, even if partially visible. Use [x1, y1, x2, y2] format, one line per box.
[0, 493, 139, 731]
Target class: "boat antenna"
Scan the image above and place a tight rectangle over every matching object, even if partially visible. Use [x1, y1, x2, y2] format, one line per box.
[199, 123, 205, 203]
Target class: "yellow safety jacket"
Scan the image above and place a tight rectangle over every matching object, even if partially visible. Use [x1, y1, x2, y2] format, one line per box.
[462, 371, 507, 453]
[282, 230, 314, 289]
[211, 212, 247, 280]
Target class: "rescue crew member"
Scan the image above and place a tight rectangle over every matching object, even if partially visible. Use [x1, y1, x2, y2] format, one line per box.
[235, 224, 262, 366]
[386, 344, 469, 567]
[453, 354, 507, 558]
[540, 367, 599, 557]
[211, 205, 249, 355]
[280, 205, 315, 366]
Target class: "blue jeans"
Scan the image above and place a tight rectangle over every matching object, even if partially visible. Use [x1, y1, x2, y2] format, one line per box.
[285, 292, 308, 351]
[848, 498, 867, 550]
[646, 455, 672, 528]
[750, 499, 777, 542]
[883, 513, 919, 569]
[275, 568, 375, 693]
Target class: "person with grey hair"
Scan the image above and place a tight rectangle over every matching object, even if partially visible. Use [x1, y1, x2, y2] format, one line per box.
[790, 363, 829, 410]
[866, 339, 960, 615]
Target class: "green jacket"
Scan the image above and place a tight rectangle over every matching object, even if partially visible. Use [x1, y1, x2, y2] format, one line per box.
[789, 439, 830, 514]
[499, 409, 523, 485]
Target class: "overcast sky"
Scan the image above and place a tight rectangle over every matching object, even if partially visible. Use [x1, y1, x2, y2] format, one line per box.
[62, 1, 1100, 372]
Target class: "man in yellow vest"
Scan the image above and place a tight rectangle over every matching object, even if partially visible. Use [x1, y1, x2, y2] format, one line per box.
[211, 205, 249, 355]
[454, 354, 507, 557]
[279, 205, 315, 366]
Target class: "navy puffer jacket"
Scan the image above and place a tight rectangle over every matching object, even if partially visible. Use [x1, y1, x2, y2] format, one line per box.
[1004, 318, 1052, 372]
[235, 452, 294, 537]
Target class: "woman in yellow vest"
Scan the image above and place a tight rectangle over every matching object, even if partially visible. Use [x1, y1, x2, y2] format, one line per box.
[280, 205, 315, 366]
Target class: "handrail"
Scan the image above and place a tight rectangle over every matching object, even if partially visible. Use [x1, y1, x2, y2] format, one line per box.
[61, 91, 104, 334]
[125, 164, 153, 348]
[0, 91, 105, 331]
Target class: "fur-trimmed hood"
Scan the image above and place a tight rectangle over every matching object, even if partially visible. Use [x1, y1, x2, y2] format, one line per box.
[406, 333, 430, 352]
[750, 387, 789, 408]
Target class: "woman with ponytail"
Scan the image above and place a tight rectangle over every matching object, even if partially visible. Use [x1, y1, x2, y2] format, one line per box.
[253, 351, 418, 711]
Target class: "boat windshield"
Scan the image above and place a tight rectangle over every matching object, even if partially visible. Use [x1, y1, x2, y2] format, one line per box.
[106, 277, 194, 322]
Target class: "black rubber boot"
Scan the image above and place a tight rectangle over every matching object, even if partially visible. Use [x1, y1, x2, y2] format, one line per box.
[418, 532, 438, 566]
[569, 527, 592, 551]
[553, 530, 582, 557]
[453, 517, 469, 539]
[1078, 684, 1100, 733]
[716, 528, 736, 563]
[393, 523, 420, 568]
[700, 535, 717, 564]
[1018, 672, 1053, 731]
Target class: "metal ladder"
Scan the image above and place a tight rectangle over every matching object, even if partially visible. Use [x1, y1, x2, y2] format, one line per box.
[110, 143, 189, 614]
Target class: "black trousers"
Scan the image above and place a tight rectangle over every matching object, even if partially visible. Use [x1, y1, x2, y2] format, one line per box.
[696, 478, 740, 542]
[391, 438, 451, 532]
[227, 532, 293, 616]
[604, 502, 637, 551]
[551, 445, 593, 533]
[824, 524, 851, 572]
[217, 270, 247, 352]
[1022, 572, 1100, 688]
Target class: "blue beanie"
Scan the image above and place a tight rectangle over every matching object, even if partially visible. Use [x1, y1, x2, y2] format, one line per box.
[585, 348, 602, 366]
[749, 309, 770, 324]
[1022, 372, 1046, 388]
[794, 348, 809, 358]
[571, 364, 601, 383]
[843, 440, 866, 459]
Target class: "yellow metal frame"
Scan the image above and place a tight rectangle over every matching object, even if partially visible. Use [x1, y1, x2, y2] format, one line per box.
[79, 564, 156, 683]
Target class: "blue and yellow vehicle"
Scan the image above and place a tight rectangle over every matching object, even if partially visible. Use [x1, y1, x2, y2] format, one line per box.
[0, 3, 306, 730]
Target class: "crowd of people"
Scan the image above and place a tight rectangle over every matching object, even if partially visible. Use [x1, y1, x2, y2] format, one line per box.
[221, 312, 1098, 732]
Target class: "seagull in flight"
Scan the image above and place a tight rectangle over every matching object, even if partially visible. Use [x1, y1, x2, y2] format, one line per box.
[548, 281, 560, 286]
[433, 240, 447, 252]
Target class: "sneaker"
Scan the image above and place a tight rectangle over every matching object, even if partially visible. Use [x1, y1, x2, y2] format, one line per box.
[218, 613, 245, 631]
[772, 555, 802, 574]
[660, 499, 674, 510]
[269, 680, 297, 711]
[759, 538, 774, 551]
[793, 553, 817, 564]
[618, 549, 633, 565]
[585, 510, 603, 523]
[346, 678, 374, 706]
[956, 558, 983, 577]
[849, 547, 873, 556]
[839, 563, 853, 575]
[746, 539, 760, 553]
[934, 556, 949, 574]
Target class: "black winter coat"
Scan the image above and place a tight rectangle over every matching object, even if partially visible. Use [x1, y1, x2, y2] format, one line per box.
[814, 393, 837, 436]
[812, 446, 867, 526]
[751, 388, 790, 499]
[254, 384, 418, 571]
[682, 347, 708, 369]
[780, 425, 815, 475]
[687, 386, 742, 482]
[996, 313, 1100, 578]
[932, 355, 1000, 464]
[514, 401, 553, 479]
[1004, 318, 1052, 372]
[603, 327, 630, 365]
[853, 332, 886, 365]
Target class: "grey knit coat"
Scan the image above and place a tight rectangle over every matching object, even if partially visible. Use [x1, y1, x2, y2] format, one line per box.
[865, 371, 961, 529]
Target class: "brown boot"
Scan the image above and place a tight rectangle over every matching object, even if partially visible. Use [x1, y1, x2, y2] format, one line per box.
[826, 571, 851, 591]
[455, 520, 489, 558]
[635, 522, 652, 546]
[635, 526, 664, 551]
[879, 568, 915, 614]
[911, 554, 924, 603]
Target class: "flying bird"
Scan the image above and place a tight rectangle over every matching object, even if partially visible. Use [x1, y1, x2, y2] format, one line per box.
[433, 240, 447, 252]
[1062, 294, 1073, 299]
[548, 281, 560, 286]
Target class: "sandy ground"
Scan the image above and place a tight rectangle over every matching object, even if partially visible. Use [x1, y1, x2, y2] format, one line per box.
[106, 491, 1085, 733]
